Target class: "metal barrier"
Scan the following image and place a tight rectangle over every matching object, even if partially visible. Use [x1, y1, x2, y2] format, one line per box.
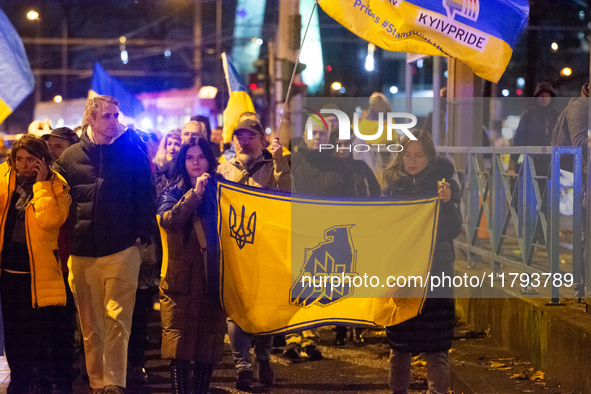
[436, 146, 583, 303]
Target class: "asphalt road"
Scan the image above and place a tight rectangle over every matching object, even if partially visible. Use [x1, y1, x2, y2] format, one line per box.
[72, 319, 422, 394]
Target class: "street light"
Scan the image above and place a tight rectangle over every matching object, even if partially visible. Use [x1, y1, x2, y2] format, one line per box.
[551, 42, 558, 51]
[561, 67, 572, 77]
[27, 10, 39, 20]
[54, 95, 62, 103]
[365, 43, 375, 72]
[331, 82, 342, 90]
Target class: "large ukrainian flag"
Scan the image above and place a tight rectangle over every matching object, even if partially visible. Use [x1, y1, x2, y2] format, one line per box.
[0, 9, 34, 124]
[89, 62, 144, 117]
[318, 0, 529, 83]
[216, 181, 440, 334]
[222, 53, 255, 143]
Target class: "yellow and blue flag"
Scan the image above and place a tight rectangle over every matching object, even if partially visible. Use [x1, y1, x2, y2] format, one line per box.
[89, 62, 144, 117]
[222, 52, 255, 144]
[0, 9, 34, 124]
[215, 180, 440, 334]
[317, 0, 529, 83]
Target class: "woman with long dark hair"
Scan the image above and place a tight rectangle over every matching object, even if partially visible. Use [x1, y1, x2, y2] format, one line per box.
[0, 135, 71, 394]
[157, 136, 226, 394]
[382, 130, 462, 394]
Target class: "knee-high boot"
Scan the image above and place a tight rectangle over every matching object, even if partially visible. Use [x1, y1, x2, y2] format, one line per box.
[192, 362, 214, 394]
[170, 359, 192, 394]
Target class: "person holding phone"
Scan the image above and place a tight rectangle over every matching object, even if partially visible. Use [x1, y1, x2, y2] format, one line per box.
[0, 135, 71, 394]
[382, 130, 462, 394]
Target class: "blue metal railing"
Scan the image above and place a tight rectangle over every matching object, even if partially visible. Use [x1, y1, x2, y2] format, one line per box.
[436, 146, 583, 303]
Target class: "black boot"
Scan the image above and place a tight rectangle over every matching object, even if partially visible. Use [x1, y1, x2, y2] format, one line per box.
[335, 326, 347, 346]
[236, 370, 253, 392]
[192, 362, 214, 394]
[170, 359, 191, 394]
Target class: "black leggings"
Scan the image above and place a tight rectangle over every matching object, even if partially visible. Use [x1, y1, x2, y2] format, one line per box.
[1, 272, 52, 394]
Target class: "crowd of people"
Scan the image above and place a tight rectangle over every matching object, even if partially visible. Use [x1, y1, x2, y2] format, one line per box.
[0, 92, 468, 394]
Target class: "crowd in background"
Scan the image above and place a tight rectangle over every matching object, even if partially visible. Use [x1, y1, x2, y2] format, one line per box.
[0, 82, 584, 394]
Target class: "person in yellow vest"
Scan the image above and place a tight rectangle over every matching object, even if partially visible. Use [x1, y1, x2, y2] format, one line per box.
[0, 135, 71, 394]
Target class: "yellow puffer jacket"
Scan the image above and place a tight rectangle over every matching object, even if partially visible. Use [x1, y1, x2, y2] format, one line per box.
[0, 162, 71, 307]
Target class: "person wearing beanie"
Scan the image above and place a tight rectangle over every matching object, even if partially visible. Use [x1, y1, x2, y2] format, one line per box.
[510, 82, 560, 175]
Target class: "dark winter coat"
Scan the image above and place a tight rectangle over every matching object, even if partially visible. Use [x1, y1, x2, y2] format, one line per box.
[514, 104, 560, 148]
[342, 157, 381, 197]
[53, 129, 157, 257]
[291, 141, 356, 196]
[383, 156, 463, 354]
[157, 176, 226, 362]
[511, 101, 560, 174]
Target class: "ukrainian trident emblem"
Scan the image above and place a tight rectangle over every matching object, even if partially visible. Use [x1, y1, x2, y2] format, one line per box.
[229, 204, 256, 249]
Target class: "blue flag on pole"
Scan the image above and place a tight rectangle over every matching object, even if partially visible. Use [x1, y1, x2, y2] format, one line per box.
[89, 63, 144, 117]
[0, 9, 35, 124]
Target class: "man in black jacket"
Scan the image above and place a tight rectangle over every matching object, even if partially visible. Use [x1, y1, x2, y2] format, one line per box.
[54, 95, 157, 394]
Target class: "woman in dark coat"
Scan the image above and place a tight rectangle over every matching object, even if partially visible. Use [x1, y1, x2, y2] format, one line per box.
[382, 130, 463, 394]
[157, 136, 226, 394]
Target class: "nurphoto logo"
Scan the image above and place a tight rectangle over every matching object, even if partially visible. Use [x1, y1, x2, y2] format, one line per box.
[304, 107, 417, 153]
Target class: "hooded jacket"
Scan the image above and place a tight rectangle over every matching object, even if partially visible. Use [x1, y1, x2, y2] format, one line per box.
[54, 129, 157, 257]
[383, 156, 462, 354]
[0, 163, 70, 307]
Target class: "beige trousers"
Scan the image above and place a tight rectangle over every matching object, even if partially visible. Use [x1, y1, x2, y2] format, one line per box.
[68, 246, 141, 389]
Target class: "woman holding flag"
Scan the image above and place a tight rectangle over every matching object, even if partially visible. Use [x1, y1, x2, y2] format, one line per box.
[157, 136, 226, 394]
[382, 130, 462, 394]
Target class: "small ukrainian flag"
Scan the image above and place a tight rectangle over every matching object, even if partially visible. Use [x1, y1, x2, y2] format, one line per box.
[89, 62, 144, 117]
[0, 9, 35, 124]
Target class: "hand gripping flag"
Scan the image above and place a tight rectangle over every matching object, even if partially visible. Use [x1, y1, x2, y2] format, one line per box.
[216, 181, 440, 334]
[0, 9, 35, 124]
[317, 0, 529, 83]
[89, 63, 144, 117]
[222, 53, 255, 144]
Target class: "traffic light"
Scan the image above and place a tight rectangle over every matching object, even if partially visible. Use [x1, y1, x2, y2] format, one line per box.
[252, 58, 268, 97]
[281, 59, 307, 97]
[248, 73, 263, 96]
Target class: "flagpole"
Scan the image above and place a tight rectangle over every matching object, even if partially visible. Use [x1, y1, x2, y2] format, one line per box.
[221, 52, 232, 94]
[276, 0, 318, 138]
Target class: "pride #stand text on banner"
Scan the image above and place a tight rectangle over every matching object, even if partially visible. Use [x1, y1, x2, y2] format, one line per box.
[318, 0, 529, 82]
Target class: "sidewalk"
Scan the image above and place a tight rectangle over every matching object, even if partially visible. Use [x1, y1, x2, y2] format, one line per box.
[450, 328, 571, 394]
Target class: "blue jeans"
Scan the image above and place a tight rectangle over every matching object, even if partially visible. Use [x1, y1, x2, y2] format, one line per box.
[226, 318, 272, 372]
[389, 350, 449, 394]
